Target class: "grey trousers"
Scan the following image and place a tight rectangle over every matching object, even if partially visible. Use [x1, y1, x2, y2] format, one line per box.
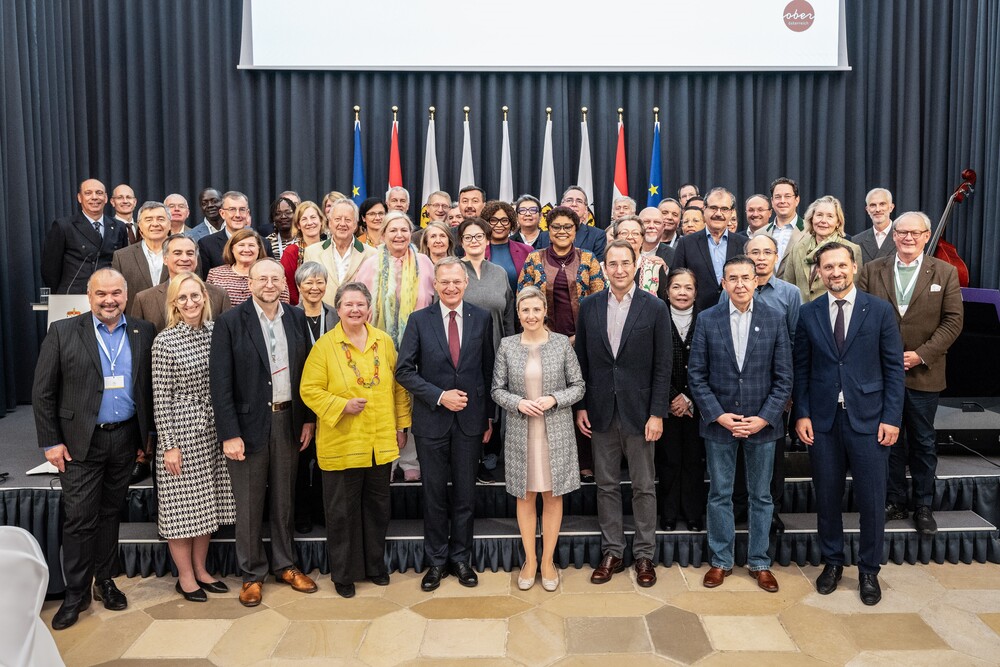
[227, 409, 298, 582]
[592, 413, 657, 560]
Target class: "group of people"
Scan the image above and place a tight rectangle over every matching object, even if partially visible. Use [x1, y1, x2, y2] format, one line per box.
[33, 174, 963, 630]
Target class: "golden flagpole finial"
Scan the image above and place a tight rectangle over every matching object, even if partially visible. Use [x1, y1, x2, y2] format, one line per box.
[546, 106, 552, 120]
[353, 105, 360, 122]
[653, 106, 659, 123]
[463, 106, 470, 121]
[392, 105, 398, 121]
[581, 106, 588, 122]
[429, 106, 435, 120]
[502, 105, 508, 121]
[618, 107, 624, 123]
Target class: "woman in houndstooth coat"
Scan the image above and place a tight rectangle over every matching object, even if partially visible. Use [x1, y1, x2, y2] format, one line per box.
[153, 272, 235, 601]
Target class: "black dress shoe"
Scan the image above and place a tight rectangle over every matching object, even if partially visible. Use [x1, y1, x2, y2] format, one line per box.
[368, 573, 390, 586]
[129, 459, 151, 485]
[815, 564, 843, 595]
[175, 581, 208, 602]
[771, 513, 785, 534]
[197, 579, 230, 594]
[660, 518, 676, 532]
[93, 579, 128, 611]
[476, 464, 495, 484]
[449, 561, 479, 587]
[885, 502, 909, 522]
[914, 506, 938, 536]
[686, 519, 703, 532]
[334, 582, 356, 598]
[421, 565, 448, 591]
[51, 595, 91, 630]
[859, 573, 882, 606]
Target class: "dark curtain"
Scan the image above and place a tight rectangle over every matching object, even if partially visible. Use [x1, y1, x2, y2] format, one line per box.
[2, 0, 999, 405]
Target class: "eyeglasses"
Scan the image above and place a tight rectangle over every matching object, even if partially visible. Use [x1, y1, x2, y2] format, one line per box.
[166, 203, 189, 209]
[617, 231, 643, 239]
[251, 276, 283, 285]
[894, 229, 928, 238]
[488, 217, 511, 226]
[223, 207, 250, 215]
[706, 206, 733, 214]
[517, 207, 540, 215]
[548, 224, 576, 233]
[175, 293, 204, 304]
[462, 233, 486, 242]
[606, 261, 635, 270]
[747, 249, 777, 257]
[436, 279, 465, 287]
[561, 197, 586, 205]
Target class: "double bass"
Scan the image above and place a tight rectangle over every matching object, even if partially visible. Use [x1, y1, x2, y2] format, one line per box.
[926, 168, 973, 287]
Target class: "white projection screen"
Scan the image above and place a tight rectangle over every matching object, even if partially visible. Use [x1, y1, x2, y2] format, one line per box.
[239, 0, 850, 72]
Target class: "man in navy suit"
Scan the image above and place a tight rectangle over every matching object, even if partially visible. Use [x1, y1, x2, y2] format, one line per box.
[688, 255, 792, 593]
[576, 240, 672, 588]
[794, 242, 904, 606]
[396, 256, 496, 591]
[673, 187, 749, 312]
[41, 179, 129, 294]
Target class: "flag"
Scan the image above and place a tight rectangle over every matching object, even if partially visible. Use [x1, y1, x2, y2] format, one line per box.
[351, 119, 367, 205]
[420, 113, 440, 228]
[388, 119, 403, 190]
[577, 117, 595, 226]
[646, 120, 662, 207]
[538, 114, 557, 229]
[613, 117, 628, 204]
[499, 116, 514, 202]
[459, 115, 476, 188]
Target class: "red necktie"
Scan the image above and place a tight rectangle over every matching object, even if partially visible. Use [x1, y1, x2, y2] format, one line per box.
[448, 311, 460, 367]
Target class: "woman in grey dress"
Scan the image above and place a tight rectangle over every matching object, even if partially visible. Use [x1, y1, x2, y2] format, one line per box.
[492, 286, 585, 592]
[153, 272, 235, 602]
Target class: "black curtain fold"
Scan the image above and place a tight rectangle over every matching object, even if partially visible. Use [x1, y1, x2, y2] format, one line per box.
[1, 0, 998, 405]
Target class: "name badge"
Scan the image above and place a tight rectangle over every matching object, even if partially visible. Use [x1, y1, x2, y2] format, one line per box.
[104, 375, 125, 390]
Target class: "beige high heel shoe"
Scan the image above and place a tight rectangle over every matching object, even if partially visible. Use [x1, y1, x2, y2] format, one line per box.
[517, 562, 537, 590]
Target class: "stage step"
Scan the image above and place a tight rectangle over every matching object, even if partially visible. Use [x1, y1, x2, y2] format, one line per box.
[115, 510, 999, 579]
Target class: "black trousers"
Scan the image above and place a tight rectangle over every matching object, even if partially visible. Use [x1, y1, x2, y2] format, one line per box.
[321, 459, 392, 583]
[655, 413, 706, 523]
[295, 441, 324, 524]
[60, 418, 138, 600]
[415, 423, 481, 566]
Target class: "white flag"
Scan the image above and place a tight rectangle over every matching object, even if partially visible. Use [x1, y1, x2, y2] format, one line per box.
[577, 118, 595, 223]
[459, 117, 476, 188]
[539, 116, 556, 210]
[420, 115, 440, 227]
[499, 117, 514, 202]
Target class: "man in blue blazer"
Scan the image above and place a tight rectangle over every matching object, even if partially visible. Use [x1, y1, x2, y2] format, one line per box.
[793, 242, 904, 606]
[575, 240, 672, 587]
[396, 257, 496, 592]
[688, 255, 792, 593]
[559, 186, 607, 261]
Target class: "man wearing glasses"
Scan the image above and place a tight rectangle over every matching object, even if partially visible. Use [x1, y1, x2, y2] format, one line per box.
[855, 188, 897, 264]
[673, 187, 749, 311]
[560, 186, 607, 261]
[198, 191, 273, 276]
[858, 212, 964, 536]
[111, 184, 140, 244]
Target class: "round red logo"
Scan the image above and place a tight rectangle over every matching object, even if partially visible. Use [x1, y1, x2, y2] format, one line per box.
[783, 0, 815, 32]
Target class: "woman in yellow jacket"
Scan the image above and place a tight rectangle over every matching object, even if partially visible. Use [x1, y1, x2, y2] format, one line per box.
[301, 281, 411, 598]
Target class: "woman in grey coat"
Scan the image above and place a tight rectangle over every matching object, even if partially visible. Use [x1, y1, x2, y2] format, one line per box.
[491, 286, 585, 592]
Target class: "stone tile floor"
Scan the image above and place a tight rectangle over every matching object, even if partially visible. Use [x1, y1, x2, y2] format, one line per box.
[43, 561, 1000, 666]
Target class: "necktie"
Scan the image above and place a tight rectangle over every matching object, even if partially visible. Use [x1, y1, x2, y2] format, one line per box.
[834, 299, 846, 353]
[126, 223, 137, 244]
[93, 219, 103, 239]
[448, 311, 460, 367]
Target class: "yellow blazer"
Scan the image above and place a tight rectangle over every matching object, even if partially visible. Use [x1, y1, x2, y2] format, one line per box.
[300, 322, 411, 471]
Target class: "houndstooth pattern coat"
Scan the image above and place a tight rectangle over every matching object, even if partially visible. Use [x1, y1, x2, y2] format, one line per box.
[492, 333, 586, 499]
[153, 321, 235, 539]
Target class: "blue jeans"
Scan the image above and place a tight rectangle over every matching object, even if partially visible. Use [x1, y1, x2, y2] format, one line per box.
[705, 438, 775, 571]
[888, 389, 939, 508]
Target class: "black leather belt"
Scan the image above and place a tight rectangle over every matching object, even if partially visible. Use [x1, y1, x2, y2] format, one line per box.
[271, 401, 291, 412]
[96, 418, 134, 431]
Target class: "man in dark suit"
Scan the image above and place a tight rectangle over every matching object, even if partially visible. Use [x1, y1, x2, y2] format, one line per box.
[560, 186, 607, 261]
[210, 258, 317, 607]
[858, 212, 963, 535]
[638, 206, 676, 268]
[198, 190, 273, 276]
[110, 184, 140, 244]
[112, 201, 170, 299]
[395, 256, 496, 592]
[41, 179, 129, 294]
[794, 242, 905, 605]
[32, 268, 155, 630]
[575, 240, 672, 587]
[657, 198, 683, 248]
[689, 255, 792, 593]
[673, 187, 749, 311]
[854, 187, 897, 264]
[132, 234, 231, 332]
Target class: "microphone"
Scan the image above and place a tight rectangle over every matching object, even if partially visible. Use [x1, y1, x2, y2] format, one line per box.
[65, 249, 99, 294]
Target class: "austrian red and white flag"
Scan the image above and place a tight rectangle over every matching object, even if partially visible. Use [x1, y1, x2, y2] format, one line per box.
[388, 119, 403, 189]
[612, 118, 628, 201]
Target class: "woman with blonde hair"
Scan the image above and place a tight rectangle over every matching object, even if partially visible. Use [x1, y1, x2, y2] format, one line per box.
[784, 195, 863, 302]
[280, 201, 328, 304]
[417, 220, 456, 264]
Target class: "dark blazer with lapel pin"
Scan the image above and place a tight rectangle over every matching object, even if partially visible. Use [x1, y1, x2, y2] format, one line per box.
[853, 227, 896, 265]
[209, 299, 312, 454]
[687, 299, 792, 444]
[793, 289, 905, 434]
[40, 213, 129, 294]
[574, 287, 673, 435]
[395, 301, 496, 439]
[672, 229, 748, 312]
[32, 313, 155, 460]
[198, 229, 275, 277]
[112, 242, 170, 306]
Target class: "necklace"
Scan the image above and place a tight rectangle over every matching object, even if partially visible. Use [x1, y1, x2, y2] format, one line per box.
[341, 341, 380, 388]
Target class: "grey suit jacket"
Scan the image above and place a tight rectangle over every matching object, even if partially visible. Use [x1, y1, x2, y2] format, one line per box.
[491, 333, 585, 498]
[113, 242, 169, 308]
[853, 227, 896, 264]
[131, 281, 232, 333]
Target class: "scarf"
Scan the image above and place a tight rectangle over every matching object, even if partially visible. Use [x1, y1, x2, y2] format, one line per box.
[372, 244, 419, 348]
[803, 233, 846, 285]
[636, 255, 661, 295]
[670, 305, 694, 340]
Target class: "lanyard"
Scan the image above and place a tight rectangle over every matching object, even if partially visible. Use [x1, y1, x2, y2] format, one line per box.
[893, 260, 921, 303]
[97, 327, 127, 373]
[264, 318, 278, 361]
[307, 313, 326, 345]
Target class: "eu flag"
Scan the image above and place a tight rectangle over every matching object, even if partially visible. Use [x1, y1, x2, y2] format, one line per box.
[352, 119, 367, 205]
[646, 120, 662, 207]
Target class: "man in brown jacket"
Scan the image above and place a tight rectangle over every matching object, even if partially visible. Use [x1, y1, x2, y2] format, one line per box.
[857, 211, 964, 536]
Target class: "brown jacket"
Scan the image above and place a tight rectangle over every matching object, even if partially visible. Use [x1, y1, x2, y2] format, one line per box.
[857, 254, 964, 392]
[131, 281, 232, 333]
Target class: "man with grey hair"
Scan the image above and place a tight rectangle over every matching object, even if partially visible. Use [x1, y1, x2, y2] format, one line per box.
[387, 186, 410, 214]
[305, 198, 376, 308]
[424, 190, 451, 224]
[198, 191, 271, 275]
[673, 187, 749, 311]
[638, 206, 675, 268]
[163, 193, 190, 234]
[113, 201, 171, 299]
[657, 198, 683, 248]
[857, 211, 964, 536]
[611, 196, 637, 224]
[855, 187, 897, 264]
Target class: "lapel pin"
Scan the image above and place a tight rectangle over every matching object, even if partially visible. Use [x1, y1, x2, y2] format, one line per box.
[754, 326, 760, 332]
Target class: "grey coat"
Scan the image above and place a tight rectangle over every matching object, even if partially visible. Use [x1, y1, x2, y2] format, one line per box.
[491, 333, 585, 498]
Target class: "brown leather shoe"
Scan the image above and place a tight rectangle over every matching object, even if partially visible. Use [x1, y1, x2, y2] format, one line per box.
[750, 569, 779, 593]
[590, 554, 625, 584]
[277, 567, 318, 593]
[634, 557, 657, 588]
[239, 581, 262, 607]
[702, 566, 733, 588]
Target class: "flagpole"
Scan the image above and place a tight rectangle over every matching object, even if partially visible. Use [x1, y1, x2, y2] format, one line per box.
[420, 106, 440, 228]
[500, 105, 513, 202]
[647, 106, 663, 207]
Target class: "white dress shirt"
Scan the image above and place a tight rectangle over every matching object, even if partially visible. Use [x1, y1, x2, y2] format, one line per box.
[729, 299, 753, 371]
[828, 286, 857, 403]
[253, 300, 292, 403]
